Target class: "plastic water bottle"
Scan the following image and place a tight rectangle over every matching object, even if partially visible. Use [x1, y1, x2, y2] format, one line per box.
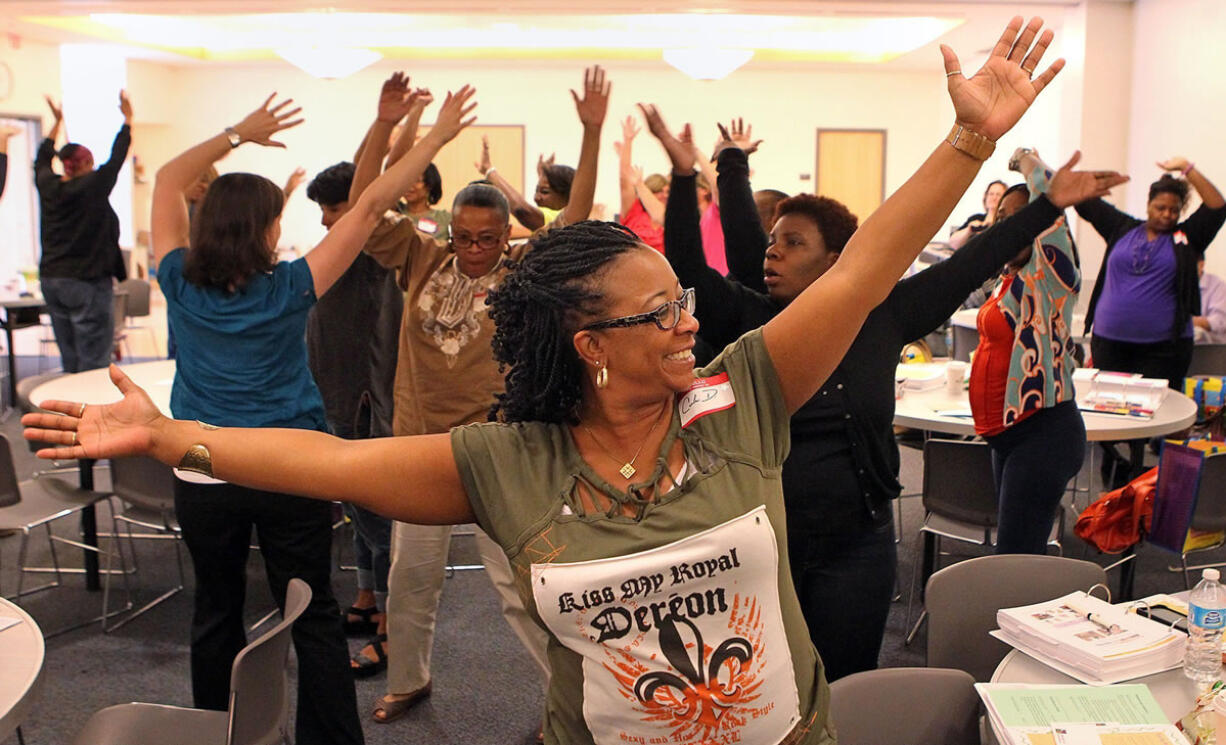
[1185, 568, 1226, 685]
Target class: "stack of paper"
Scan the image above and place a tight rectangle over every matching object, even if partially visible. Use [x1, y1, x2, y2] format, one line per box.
[1076, 369, 1168, 418]
[895, 363, 944, 392]
[994, 591, 1186, 685]
[976, 683, 1190, 745]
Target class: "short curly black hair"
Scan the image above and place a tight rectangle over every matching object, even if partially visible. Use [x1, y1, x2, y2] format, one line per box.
[773, 194, 859, 253]
[306, 162, 355, 207]
[488, 221, 644, 424]
[1148, 173, 1189, 207]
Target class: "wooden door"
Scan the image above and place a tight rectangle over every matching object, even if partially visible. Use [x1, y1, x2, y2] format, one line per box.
[815, 129, 886, 224]
[419, 124, 526, 226]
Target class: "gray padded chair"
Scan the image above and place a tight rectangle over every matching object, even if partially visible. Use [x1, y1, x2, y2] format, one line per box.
[951, 323, 980, 362]
[829, 667, 979, 745]
[1188, 343, 1226, 376]
[117, 278, 159, 358]
[905, 438, 1065, 642]
[71, 578, 312, 745]
[926, 553, 1107, 681]
[106, 456, 185, 629]
[0, 434, 131, 633]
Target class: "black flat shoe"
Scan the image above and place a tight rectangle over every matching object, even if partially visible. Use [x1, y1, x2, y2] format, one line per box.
[351, 633, 388, 678]
[342, 605, 380, 636]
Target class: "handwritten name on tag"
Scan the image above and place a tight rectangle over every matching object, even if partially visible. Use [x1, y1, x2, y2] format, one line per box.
[678, 372, 735, 428]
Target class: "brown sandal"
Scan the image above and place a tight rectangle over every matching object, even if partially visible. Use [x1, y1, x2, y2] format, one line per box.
[372, 683, 432, 724]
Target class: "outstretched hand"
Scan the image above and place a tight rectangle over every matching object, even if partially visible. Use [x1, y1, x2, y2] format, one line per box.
[941, 16, 1065, 141]
[1047, 151, 1129, 208]
[537, 153, 556, 179]
[119, 90, 133, 124]
[22, 365, 163, 462]
[430, 85, 477, 142]
[637, 103, 695, 174]
[621, 115, 640, 143]
[475, 135, 492, 175]
[1157, 156, 1191, 173]
[409, 88, 434, 112]
[45, 96, 63, 122]
[571, 65, 611, 128]
[283, 167, 307, 197]
[713, 118, 762, 159]
[376, 72, 415, 124]
[231, 94, 303, 149]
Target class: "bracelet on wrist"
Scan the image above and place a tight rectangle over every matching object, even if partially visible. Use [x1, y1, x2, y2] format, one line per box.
[945, 123, 995, 161]
[1182, 163, 1195, 177]
[484, 166, 497, 178]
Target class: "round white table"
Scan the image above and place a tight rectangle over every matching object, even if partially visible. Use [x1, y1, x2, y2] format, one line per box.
[0, 598, 46, 741]
[28, 361, 176, 589]
[30, 360, 175, 415]
[950, 307, 1088, 335]
[992, 649, 1199, 725]
[893, 361, 1198, 440]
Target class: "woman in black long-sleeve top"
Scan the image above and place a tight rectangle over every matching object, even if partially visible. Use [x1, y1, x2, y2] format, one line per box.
[641, 106, 1095, 680]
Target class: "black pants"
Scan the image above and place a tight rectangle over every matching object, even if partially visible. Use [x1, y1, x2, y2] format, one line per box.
[985, 401, 1086, 554]
[786, 520, 896, 682]
[1091, 336, 1193, 487]
[175, 480, 364, 745]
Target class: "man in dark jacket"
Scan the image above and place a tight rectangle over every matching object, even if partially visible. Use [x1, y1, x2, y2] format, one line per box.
[35, 91, 131, 372]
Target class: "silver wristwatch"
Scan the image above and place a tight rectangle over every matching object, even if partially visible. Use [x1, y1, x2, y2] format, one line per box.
[224, 127, 241, 149]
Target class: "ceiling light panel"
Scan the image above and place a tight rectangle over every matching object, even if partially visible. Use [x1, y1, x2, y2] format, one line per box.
[19, 12, 962, 63]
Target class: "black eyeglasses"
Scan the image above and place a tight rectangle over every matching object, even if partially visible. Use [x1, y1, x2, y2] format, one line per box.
[450, 234, 503, 250]
[581, 288, 696, 332]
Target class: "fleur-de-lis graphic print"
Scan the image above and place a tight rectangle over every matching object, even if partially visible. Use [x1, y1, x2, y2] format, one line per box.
[633, 615, 754, 730]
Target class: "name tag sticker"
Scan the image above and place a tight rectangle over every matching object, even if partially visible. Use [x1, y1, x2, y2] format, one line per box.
[1174, 230, 1188, 245]
[417, 217, 439, 235]
[678, 372, 735, 428]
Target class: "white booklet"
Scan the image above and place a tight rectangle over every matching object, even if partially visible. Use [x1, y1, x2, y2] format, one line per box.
[995, 591, 1185, 685]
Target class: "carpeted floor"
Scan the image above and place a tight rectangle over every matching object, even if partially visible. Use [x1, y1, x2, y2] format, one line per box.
[1, 355, 1214, 745]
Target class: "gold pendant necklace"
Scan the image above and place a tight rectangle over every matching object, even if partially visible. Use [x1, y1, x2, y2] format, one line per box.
[582, 404, 670, 480]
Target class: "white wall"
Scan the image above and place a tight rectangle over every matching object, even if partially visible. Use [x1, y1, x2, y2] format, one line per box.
[0, 35, 62, 122]
[123, 54, 1067, 257]
[1125, 0, 1226, 278]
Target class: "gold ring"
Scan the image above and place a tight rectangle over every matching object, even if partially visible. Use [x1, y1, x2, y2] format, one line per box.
[78, 403, 86, 418]
[1022, 65, 1035, 76]
[945, 70, 961, 78]
[71, 431, 78, 446]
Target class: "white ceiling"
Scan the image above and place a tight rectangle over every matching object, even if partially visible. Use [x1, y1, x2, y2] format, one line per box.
[0, 1, 1124, 71]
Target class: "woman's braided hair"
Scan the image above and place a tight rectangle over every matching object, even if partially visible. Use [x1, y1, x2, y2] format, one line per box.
[489, 220, 644, 424]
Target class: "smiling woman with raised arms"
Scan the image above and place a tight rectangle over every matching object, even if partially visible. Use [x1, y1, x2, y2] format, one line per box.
[28, 18, 1061, 745]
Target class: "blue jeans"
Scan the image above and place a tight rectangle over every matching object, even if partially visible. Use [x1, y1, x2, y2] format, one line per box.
[986, 400, 1086, 554]
[344, 503, 391, 594]
[41, 276, 113, 373]
[787, 520, 896, 682]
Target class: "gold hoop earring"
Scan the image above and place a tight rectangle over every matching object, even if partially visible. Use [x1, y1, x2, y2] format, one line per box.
[596, 365, 609, 390]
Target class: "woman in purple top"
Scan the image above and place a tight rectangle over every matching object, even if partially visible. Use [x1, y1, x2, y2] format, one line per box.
[1077, 159, 1225, 485]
